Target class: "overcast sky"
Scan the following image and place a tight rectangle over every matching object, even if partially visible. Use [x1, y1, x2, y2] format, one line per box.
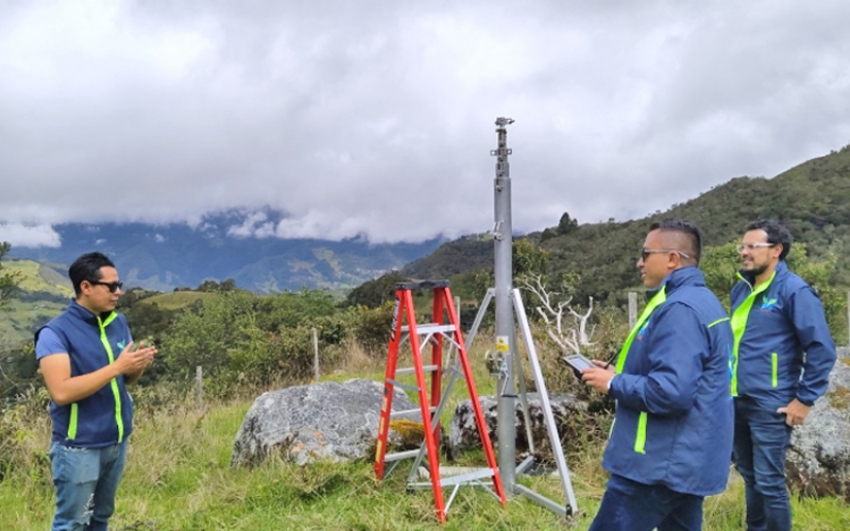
[2, 0, 850, 248]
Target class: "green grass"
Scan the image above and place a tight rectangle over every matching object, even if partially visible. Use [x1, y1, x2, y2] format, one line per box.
[0, 297, 67, 347]
[2, 359, 849, 530]
[0, 259, 71, 346]
[138, 292, 213, 310]
[4, 259, 71, 296]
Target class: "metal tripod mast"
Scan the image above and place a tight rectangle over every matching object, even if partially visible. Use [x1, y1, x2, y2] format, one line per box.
[478, 117, 577, 518]
[491, 117, 517, 488]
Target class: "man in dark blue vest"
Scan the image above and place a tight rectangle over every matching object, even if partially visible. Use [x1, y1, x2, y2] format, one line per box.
[731, 220, 835, 531]
[35, 252, 156, 531]
[582, 219, 734, 531]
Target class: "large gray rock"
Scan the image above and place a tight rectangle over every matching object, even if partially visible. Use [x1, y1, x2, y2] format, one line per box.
[786, 352, 850, 501]
[447, 393, 591, 460]
[231, 379, 419, 467]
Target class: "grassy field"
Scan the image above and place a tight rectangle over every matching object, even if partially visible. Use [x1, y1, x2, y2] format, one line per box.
[0, 259, 71, 347]
[2, 367, 849, 531]
[0, 298, 67, 347]
[3, 259, 71, 296]
[138, 291, 213, 310]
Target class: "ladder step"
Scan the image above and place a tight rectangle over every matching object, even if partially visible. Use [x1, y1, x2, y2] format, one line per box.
[391, 406, 435, 418]
[397, 365, 438, 375]
[439, 467, 496, 486]
[410, 468, 496, 488]
[384, 449, 423, 463]
[386, 378, 420, 392]
[401, 324, 456, 335]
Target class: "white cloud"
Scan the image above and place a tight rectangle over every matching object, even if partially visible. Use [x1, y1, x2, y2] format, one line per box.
[227, 211, 277, 238]
[0, 223, 61, 248]
[1, 1, 849, 240]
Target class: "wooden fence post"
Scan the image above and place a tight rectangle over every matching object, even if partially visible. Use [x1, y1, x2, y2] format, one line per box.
[846, 291, 850, 348]
[628, 292, 638, 330]
[195, 365, 203, 411]
[312, 327, 319, 382]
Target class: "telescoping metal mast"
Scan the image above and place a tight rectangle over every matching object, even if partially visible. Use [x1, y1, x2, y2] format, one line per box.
[491, 117, 517, 488]
[479, 117, 578, 517]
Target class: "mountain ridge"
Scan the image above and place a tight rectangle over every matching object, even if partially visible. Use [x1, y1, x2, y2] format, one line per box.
[8, 211, 445, 293]
[403, 144, 850, 302]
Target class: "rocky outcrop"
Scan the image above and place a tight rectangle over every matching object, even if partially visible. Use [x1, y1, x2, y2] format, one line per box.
[446, 393, 594, 460]
[786, 351, 850, 501]
[231, 379, 419, 467]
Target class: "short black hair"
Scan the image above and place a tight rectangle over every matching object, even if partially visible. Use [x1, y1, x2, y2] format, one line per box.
[745, 219, 792, 261]
[69, 252, 115, 296]
[648, 218, 703, 264]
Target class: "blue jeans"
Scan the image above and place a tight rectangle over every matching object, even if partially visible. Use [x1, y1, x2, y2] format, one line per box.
[733, 396, 793, 531]
[48, 440, 128, 531]
[588, 474, 704, 531]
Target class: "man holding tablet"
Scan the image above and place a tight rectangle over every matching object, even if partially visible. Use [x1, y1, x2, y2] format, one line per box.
[580, 219, 734, 531]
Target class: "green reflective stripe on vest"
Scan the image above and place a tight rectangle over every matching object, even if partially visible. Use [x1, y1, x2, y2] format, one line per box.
[616, 286, 667, 374]
[634, 412, 648, 454]
[97, 313, 124, 443]
[730, 272, 775, 396]
[771, 353, 778, 388]
[67, 403, 78, 440]
[615, 286, 666, 454]
[707, 317, 730, 328]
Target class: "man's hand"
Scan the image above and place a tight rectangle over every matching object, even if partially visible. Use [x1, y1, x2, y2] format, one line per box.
[777, 398, 811, 427]
[581, 359, 616, 393]
[116, 341, 157, 374]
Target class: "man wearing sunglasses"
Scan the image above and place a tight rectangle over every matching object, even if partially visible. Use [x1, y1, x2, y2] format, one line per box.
[34, 252, 157, 531]
[731, 220, 835, 531]
[581, 218, 734, 531]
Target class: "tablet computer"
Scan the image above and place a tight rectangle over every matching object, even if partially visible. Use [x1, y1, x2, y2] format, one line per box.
[560, 353, 595, 376]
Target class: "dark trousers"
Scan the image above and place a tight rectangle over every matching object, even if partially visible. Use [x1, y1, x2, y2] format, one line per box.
[588, 474, 704, 531]
[733, 396, 793, 531]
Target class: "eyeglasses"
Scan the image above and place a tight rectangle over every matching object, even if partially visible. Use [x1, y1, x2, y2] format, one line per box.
[88, 280, 123, 293]
[736, 243, 776, 253]
[641, 248, 691, 261]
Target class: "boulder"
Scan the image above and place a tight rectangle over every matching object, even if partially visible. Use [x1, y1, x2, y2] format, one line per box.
[785, 351, 850, 501]
[447, 393, 592, 460]
[231, 378, 419, 467]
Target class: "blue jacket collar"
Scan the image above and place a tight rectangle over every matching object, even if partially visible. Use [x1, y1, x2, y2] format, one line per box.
[67, 299, 115, 324]
[737, 260, 788, 287]
[645, 265, 705, 301]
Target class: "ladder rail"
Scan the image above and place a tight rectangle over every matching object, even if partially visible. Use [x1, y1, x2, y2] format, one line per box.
[403, 288, 448, 522]
[374, 293, 407, 479]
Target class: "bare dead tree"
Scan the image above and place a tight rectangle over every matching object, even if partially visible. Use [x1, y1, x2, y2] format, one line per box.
[521, 274, 596, 354]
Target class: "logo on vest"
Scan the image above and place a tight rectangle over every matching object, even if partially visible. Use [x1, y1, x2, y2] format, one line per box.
[637, 320, 650, 340]
[760, 296, 777, 311]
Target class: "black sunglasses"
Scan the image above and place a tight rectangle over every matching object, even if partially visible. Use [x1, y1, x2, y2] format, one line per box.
[88, 280, 123, 293]
[640, 248, 691, 261]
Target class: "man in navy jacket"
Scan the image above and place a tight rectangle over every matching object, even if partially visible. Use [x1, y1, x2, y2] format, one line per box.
[582, 219, 734, 531]
[731, 220, 836, 531]
[35, 253, 157, 531]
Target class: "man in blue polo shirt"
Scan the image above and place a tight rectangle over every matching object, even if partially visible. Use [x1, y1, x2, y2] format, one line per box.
[731, 220, 836, 531]
[35, 252, 157, 531]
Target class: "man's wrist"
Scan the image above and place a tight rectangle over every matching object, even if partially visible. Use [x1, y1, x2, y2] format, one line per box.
[606, 375, 615, 393]
[796, 397, 814, 407]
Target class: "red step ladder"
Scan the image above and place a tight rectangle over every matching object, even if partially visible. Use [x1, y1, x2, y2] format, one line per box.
[374, 280, 505, 523]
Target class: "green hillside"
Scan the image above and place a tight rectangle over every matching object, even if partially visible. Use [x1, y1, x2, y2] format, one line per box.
[404, 144, 850, 303]
[3, 260, 71, 297]
[138, 291, 213, 311]
[0, 259, 71, 347]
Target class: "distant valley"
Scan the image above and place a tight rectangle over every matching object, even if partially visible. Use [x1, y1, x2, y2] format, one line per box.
[9, 210, 444, 293]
